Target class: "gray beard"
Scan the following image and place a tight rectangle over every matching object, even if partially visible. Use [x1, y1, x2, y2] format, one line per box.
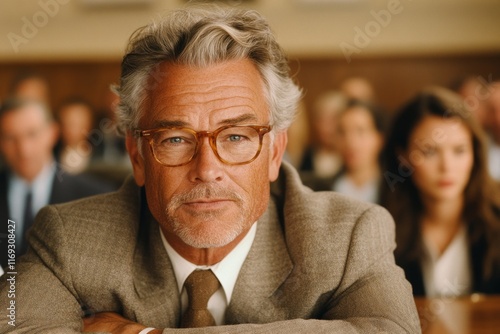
[165, 183, 249, 248]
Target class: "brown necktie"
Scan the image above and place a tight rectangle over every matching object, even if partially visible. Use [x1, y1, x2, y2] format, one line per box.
[180, 269, 220, 328]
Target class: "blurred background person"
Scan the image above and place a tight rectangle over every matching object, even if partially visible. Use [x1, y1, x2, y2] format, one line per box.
[381, 87, 500, 297]
[81, 89, 131, 188]
[0, 98, 116, 269]
[0, 72, 52, 170]
[340, 77, 375, 102]
[454, 75, 491, 130]
[454, 76, 500, 181]
[55, 97, 96, 174]
[95, 89, 128, 165]
[331, 99, 386, 203]
[304, 99, 386, 204]
[299, 91, 346, 178]
[8, 71, 51, 108]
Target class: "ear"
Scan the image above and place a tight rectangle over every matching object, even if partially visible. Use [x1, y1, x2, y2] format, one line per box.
[126, 134, 146, 186]
[268, 131, 287, 182]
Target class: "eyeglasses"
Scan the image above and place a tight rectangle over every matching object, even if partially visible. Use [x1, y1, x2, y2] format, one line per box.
[135, 124, 272, 167]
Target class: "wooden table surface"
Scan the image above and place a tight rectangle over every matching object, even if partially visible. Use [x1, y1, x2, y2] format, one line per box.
[414, 295, 500, 334]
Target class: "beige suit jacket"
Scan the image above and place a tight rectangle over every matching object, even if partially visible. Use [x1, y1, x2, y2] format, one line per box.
[0, 162, 420, 333]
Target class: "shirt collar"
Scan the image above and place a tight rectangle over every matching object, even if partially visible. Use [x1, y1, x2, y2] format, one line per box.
[9, 160, 55, 189]
[160, 222, 257, 303]
[423, 223, 467, 262]
[7, 161, 56, 225]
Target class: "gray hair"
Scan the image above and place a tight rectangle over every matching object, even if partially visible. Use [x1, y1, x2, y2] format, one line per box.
[114, 6, 302, 135]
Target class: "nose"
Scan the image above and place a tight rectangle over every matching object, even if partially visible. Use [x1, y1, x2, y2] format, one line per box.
[14, 136, 34, 160]
[438, 151, 453, 173]
[188, 137, 224, 183]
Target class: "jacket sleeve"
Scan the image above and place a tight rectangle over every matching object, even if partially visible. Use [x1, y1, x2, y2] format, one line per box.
[157, 205, 421, 333]
[0, 206, 83, 333]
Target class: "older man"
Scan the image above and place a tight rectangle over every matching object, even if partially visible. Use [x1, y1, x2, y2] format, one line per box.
[0, 7, 420, 333]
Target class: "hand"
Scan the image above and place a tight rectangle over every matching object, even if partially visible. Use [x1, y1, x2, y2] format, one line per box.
[83, 312, 162, 334]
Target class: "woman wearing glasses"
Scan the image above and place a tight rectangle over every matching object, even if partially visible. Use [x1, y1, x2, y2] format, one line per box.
[380, 87, 500, 296]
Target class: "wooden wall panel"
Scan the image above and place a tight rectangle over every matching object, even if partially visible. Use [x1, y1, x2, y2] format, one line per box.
[0, 62, 121, 115]
[1, 53, 499, 118]
[290, 53, 500, 114]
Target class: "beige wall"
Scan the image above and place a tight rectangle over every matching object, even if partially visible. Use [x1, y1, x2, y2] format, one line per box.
[1, 0, 500, 61]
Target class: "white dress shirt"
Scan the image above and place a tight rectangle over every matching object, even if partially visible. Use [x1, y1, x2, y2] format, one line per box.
[421, 224, 472, 297]
[488, 138, 500, 180]
[8, 162, 55, 250]
[332, 174, 379, 204]
[160, 222, 257, 326]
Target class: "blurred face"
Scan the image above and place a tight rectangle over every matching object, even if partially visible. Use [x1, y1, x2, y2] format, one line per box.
[59, 104, 93, 147]
[336, 107, 383, 170]
[406, 116, 474, 202]
[14, 78, 50, 105]
[313, 110, 337, 149]
[458, 78, 490, 128]
[341, 78, 374, 101]
[0, 105, 57, 181]
[127, 59, 285, 250]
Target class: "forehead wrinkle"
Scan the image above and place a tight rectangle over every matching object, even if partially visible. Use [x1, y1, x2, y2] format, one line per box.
[163, 95, 256, 109]
[163, 84, 258, 103]
[151, 91, 259, 121]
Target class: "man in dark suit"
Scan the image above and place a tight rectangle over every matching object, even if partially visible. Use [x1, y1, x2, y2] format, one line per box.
[0, 7, 420, 333]
[0, 98, 116, 268]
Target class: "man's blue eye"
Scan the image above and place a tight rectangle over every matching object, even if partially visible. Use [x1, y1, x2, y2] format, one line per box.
[229, 135, 242, 142]
[169, 137, 183, 143]
[158, 137, 186, 146]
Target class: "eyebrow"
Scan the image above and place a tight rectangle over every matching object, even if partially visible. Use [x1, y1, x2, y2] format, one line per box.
[151, 114, 260, 129]
[153, 119, 189, 128]
[218, 114, 259, 126]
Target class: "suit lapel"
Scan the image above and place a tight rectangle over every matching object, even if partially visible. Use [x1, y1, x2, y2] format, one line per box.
[131, 190, 181, 328]
[226, 198, 293, 324]
[49, 167, 66, 204]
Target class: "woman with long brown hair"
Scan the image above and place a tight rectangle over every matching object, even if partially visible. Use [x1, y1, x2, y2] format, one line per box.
[380, 86, 500, 296]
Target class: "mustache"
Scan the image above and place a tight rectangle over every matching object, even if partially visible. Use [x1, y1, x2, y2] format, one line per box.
[169, 184, 243, 206]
